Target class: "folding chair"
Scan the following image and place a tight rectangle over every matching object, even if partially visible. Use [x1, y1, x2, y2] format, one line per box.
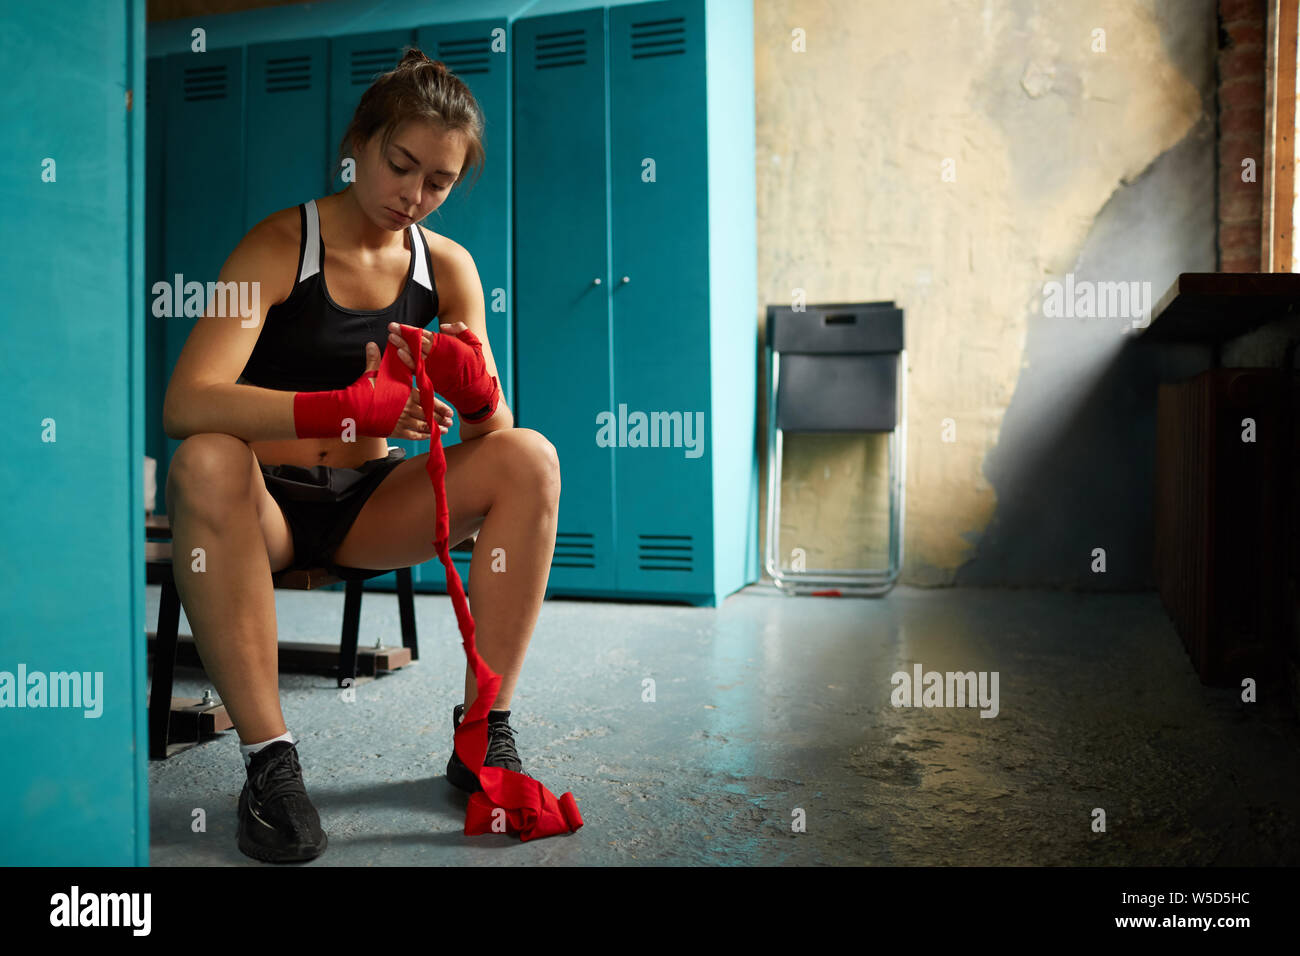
[764, 301, 907, 596]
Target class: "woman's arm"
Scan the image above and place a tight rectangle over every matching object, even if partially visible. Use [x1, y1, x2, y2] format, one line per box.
[429, 235, 514, 441]
[458, 395, 514, 441]
[162, 217, 299, 441]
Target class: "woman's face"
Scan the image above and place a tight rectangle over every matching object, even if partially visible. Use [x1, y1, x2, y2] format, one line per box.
[354, 121, 467, 229]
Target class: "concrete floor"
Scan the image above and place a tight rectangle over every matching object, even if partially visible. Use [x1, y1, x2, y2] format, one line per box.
[145, 583, 1300, 866]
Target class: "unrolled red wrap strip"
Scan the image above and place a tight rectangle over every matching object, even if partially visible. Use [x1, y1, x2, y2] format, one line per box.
[398, 324, 583, 840]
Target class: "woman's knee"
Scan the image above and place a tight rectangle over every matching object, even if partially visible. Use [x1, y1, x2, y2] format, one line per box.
[493, 428, 560, 500]
[166, 433, 257, 509]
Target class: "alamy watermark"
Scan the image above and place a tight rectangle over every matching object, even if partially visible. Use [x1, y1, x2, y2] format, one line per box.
[0, 664, 103, 718]
[596, 404, 705, 459]
[49, 886, 150, 935]
[152, 274, 261, 328]
[1042, 273, 1152, 330]
[891, 663, 999, 718]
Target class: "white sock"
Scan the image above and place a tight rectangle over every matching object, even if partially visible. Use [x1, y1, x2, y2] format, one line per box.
[240, 730, 295, 768]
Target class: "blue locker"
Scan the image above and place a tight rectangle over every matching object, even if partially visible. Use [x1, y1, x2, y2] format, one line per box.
[145, 0, 754, 605]
[161, 48, 247, 472]
[244, 38, 330, 229]
[414, 18, 513, 416]
[243, 36, 377, 594]
[514, 0, 758, 606]
[414, 19, 514, 590]
[328, 30, 416, 195]
[513, 8, 618, 594]
[328, 25, 512, 590]
[609, 0, 713, 597]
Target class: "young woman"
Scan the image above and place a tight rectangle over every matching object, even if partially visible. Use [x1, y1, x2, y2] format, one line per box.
[161, 49, 560, 863]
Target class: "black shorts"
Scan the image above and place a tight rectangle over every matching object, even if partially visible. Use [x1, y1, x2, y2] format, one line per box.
[259, 447, 407, 577]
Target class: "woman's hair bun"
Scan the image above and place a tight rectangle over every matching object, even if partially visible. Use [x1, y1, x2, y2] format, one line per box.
[398, 47, 435, 69]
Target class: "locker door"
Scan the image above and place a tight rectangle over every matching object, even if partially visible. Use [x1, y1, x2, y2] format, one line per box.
[245, 38, 329, 230]
[330, 30, 450, 587]
[514, 8, 615, 593]
[609, 0, 713, 596]
[411, 20, 513, 588]
[245, 38, 374, 593]
[161, 48, 246, 471]
[328, 31, 414, 194]
[415, 19, 513, 417]
[146, 56, 167, 473]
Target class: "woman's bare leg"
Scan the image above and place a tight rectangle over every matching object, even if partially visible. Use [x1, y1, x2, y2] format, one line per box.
[460, 449, 560, 712]
[165, 433, 294, 744]
[328, 429, 562, 713]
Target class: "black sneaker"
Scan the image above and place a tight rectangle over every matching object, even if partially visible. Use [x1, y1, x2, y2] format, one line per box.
[237, 741, 328, 863]
[446, 703, 530, 793]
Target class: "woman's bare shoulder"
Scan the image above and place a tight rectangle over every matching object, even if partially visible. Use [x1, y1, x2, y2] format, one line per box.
[247, 204, 302, 249]
[418, 223, 475, 276]
[418, 223, 444, 256]
[232, 204, 306, 306]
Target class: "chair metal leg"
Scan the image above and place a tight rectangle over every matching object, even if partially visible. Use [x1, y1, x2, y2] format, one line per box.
[764, 348, 908, 597]
[396, 566, 418, 660]
[149, 579, 181, 759]
[764, 346, 785, 583]
[338, 578, 363, 687]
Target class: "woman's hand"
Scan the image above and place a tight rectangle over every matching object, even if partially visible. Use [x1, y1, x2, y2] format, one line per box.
[386, 322, 458, 437]
[385, 385, 447, 439]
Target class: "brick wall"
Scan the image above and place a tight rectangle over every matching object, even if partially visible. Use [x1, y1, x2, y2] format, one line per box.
[1219, 0, 1268, 272]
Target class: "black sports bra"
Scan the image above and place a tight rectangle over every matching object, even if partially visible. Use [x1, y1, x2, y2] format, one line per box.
[240, 199, 440, 392]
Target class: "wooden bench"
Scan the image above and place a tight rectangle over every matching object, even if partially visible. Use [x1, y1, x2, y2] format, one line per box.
[145, 512, 475, 759]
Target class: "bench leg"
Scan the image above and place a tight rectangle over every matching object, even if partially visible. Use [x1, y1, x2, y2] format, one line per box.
[150, 580, 181, 759]
[397, 567, 418, 660]
[338, 578, 363, 687]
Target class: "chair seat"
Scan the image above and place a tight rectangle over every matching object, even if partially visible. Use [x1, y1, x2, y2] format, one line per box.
[145, 513, 477, 590]
[145, 539, 341, 589]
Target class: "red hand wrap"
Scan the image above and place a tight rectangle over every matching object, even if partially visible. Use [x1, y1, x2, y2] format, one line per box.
[397, 324, 579, 840]
[292, 344, 411, 439]
[426, 327, 499, 424]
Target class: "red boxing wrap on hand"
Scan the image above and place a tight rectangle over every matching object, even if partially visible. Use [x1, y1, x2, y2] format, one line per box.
[426, 327, 499, 424]
[292, 343, 411, 439]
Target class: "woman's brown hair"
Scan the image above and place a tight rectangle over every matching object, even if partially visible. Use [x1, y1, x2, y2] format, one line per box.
[336, 47, 486, 195]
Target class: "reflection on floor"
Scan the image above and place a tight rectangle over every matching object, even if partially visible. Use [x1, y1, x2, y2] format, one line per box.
[145, 582, 1300, 866]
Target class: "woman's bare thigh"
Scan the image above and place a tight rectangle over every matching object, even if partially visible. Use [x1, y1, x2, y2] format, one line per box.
[245, 445, 296, 572]
[329, 436, 503, 573]
[166, 434, 296, 573]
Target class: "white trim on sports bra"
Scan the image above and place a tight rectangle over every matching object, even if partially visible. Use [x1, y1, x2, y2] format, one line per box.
[301, 198, 432, 291]
[300, 200, 321, 283]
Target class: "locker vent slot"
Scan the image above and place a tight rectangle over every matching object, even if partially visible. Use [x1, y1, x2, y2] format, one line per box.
[554, 532, 596, 568]
[437, 36, 493, 76]
[630, 16, 686, 59]
[638, 534, 693, 572]
[534, 28, 587, 69]
[351, 47, 403, 86]
[183, 64, 228, 102]
[265, 54, 312, 93]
